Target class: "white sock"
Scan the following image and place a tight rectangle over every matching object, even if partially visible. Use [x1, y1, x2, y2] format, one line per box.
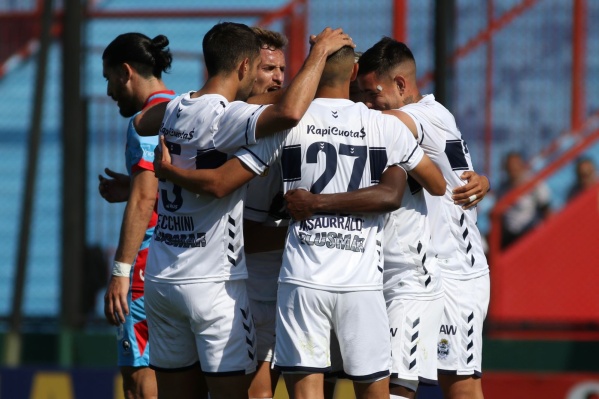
[390, 395, 410, 399]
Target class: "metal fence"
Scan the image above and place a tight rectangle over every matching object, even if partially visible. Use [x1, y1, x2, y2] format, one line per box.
[0, 0, 597, 331]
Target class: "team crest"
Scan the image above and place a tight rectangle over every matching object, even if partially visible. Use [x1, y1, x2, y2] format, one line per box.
[438, 338, 450, 359]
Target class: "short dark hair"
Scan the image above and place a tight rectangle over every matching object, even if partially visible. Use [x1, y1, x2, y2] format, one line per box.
[320, 45, 355, 86]
[358, 36, 415, 77]
[102, 32, 172, 78]
[203, 22, 261, 76]
[251, 27, 288, 51]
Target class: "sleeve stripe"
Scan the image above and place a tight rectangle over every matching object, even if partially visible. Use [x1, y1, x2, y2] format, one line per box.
[238, 146, 269, 168]
[400, 142, 420, 164]
[245, 105, 264, 145]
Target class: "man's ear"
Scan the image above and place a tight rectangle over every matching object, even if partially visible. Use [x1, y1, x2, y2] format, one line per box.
[350, 63, 359, 81]
[393, 74, 406, 95]
[237, 57, 250, 81]
[120, 62, 134, 84]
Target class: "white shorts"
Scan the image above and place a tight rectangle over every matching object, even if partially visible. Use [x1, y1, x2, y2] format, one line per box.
[274, 283, 390, 381]
[387, 295, 444, 386]
[250, 298, 276, 362]
[437, 274, 490, 376]
[145, 279, 257, 375]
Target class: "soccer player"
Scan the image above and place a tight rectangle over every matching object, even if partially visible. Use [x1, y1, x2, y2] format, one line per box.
[98, 32, 177, 399]
[134, 22, 353, 399]
[244, 27, 288, 399]
[357, 38, 490, 399]
[152, 43, 445, 399]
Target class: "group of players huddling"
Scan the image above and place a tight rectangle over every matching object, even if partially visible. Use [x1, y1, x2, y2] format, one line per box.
[99, 21, 490, 399]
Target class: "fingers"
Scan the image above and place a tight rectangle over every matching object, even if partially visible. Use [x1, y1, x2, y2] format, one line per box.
[160, 136, 168, 159]
[104, 167, 118, 178]
[462, 197, 482, 210]
[103, 278, 130, 326]
[311, 27, 356, 54]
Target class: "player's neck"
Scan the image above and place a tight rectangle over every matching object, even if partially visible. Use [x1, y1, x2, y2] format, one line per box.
[193, 75, 237, 102]
[401, 89, 422, 106]
[137, 79, 168, 108]
[314, 86, 349, 100]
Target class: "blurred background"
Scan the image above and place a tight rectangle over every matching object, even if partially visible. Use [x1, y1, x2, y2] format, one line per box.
[0, 0, 598, 398]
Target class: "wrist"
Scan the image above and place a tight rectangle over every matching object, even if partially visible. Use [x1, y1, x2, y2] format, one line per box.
[482, 174, 491, 192]
[112, 261, 132, 277]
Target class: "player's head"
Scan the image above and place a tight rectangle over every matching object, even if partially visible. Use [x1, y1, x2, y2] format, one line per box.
[357, 37, 417, 110]
[575, 157, 596, 189]
[203, 22, 262, 101]
[349, 51, 370, 104]
[318, 45, 357, 90]
[503, 151, 527, 182]
[250, 27, 287, 96]
[102, 32, 172, 117]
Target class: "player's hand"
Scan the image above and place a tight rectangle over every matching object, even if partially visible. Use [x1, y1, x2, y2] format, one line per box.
[285, 189, 316, 220]
[452, 171, 490, 209]
[103, 276, 130, 326]
[309, 27, 355, 56]
[153, 136, 171, 180]
[98, 168, 130, 203]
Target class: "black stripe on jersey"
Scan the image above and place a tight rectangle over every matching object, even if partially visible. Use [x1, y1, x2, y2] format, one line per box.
[245, 105, 265, 145]
[400, 142, 420, 165]
[445, 139, 469, 171]
[407, 175, 423, 195]
[196, 148, 228, 169]
[164, 140, 182, 155]
[238, 145, 269, 168]
[282, 145, 302, 182]
[419, 123, 425, 145]
[369, 147, 388, 183]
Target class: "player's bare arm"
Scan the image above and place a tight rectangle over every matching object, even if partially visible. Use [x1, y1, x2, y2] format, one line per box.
[153, 136, 256, 198]
[98, 168, 130, 203]
[254, 27, 355, 138]
[284, 165, 407, 221]
[103, 169, 158, 326]
[133, 101, 168, 137]
[383, 109, 418, 139]
[407, 153, 446, 196]
[451, 171, 490, 209]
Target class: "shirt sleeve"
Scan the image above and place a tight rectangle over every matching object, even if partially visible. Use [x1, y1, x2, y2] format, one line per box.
[234, 131, 287, 176]
[214, 101, 270, 154]
[400, 108, 446, 157]
[382, 115, 424, 172]
[244, 162, 283, 223]
[127, 118, 159, 174]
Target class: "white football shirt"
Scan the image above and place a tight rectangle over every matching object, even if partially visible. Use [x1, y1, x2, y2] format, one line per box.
[146, 92, 268, 283]
[381, 103, 445, 300]
[237, 98, 423, 291]
[401, 94, 489, 279]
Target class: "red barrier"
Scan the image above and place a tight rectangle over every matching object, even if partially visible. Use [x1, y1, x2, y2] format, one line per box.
[490, 184, 599, 324]
[483, 372, 599, 399]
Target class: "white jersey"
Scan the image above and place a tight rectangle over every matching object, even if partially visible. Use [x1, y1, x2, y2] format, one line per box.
[400, 94, 489, 280]
[237, 98, 423, 291]
[146, 92, 267, 283]
[244, 163, 287, 301]
[382, 106, 444, 300]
